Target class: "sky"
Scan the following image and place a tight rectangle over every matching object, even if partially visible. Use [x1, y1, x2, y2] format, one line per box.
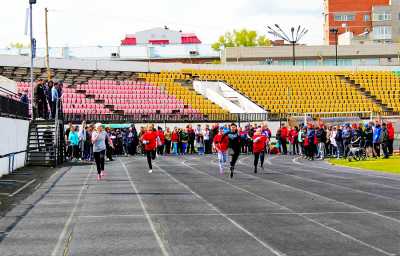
[0, 0, 324, 48]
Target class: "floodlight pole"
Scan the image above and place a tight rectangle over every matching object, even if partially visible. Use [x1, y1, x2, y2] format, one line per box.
[291, 41, 296, 66]
[267, 25, 308, 67]
[329, 28, 339, 66]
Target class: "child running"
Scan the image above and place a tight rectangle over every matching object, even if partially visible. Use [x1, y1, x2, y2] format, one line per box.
[213, 127, 229, 175]
[91, 123, 107, 180]
[141, 125, 158, 173]
[253, 128, 268, 174]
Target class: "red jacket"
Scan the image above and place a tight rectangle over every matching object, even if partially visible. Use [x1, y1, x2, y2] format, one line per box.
[142, 131, 157, 151]
[387, 123, 395, 140]
[288, 129, 298, 144]
[280, 127, 289, 140]
[253, 135, 267, 153]
[157, 130, 165, 145]
[213, 133, 229, 152]
[171, 131, 179, 142]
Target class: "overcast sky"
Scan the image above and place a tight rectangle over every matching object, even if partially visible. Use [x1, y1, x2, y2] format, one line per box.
[0, 0, 324, 48]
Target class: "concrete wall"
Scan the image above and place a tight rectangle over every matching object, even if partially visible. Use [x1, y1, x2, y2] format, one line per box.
[1, 55, 400, 73]
[0, 117, 29, 177]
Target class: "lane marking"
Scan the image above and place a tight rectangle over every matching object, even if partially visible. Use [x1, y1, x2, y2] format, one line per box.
[119, 159, 170, 256]
[292, 156, 304, 166]
[259, 159, 400, 204]
[51, 166, 92, 256]
[235, 159, 400, 226]
[78, 210, 400, 219]
[153, 162, 286, 256]
[270, 157, 400, 190]
[34, 182, 41, 190]
[178, 157, 396, 256]
[8, 179, 37, 197]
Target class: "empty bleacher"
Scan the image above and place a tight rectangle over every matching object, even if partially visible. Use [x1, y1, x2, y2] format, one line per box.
[345, 71, 400, 112]
[181, 69, 384, 114]
[137, 72, 228, 115]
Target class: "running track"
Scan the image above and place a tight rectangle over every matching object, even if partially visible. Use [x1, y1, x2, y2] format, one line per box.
[1, 155, 400, 256]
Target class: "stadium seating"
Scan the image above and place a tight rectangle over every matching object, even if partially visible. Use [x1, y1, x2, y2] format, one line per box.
[137, 72, 228, 115]
[345, 71, 400, 112]
[180, 69, 383, 114]
[16, 80, 203, 117]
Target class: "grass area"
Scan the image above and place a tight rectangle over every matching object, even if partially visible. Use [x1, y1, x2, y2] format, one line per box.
[329, 156, 400, 174]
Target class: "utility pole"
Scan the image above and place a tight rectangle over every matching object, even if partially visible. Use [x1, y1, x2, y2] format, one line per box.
[29, 0, 37, 119]
[45, 7, 51, 80]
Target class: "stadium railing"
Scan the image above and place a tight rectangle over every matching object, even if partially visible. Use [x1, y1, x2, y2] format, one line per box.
[63, 113, 269, 124]
[0, 87, 29, 119]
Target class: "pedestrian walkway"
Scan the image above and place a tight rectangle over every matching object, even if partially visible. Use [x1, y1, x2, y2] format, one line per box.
[1, 155, 400, 256]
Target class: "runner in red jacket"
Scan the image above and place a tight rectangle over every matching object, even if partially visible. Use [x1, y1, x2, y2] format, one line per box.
[253, 128, 267, 174]
[141, 125, 157, 173]
[213, 127, 229, 175]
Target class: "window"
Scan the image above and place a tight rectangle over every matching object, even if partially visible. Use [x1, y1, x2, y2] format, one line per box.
[364, 15, 370, 21]
[373, 26, 392, 40]
[373, 11, 391, 21]
[334, 14, 355, 21]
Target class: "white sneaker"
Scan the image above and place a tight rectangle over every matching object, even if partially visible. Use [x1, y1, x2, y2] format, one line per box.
[148, 169, 153, 173]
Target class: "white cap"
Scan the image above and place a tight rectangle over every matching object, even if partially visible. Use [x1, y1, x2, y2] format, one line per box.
[95, 123, 102, 129]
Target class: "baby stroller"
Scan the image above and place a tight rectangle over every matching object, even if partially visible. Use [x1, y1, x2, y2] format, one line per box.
[346, 136, 367, 162]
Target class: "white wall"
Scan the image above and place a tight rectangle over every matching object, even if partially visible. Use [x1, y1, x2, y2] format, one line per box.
[193, 81, 267, 114]
[0, 117, 29, 177]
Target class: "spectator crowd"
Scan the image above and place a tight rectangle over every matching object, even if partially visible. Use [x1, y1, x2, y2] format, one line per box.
[64, 119, 397, 164]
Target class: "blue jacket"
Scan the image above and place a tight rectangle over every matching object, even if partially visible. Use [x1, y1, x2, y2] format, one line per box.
[373, 126, 382, 144]
[68, 131, 79, 146]
[307, 129, 315, 144]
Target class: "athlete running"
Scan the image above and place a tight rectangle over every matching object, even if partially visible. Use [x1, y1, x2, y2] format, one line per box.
[253, 128, 268, 173]
[92, 123, 107, 180]
[141, 125, 158, 173]
[225, 123, 241, 178]
[213, 127, 229, 175]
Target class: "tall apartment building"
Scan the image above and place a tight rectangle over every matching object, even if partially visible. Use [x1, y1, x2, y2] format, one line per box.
[323, 0, 400, 44]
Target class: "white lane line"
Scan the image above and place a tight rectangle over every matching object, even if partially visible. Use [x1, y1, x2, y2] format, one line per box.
[78, 210, 400, 219]
[153, 162, 286, 256]
[290, 157, 400, 182]
[34, 182, 41, 190]
[51, 166, 92, 256]
[235, 159, 400, 226]
[49, 171, 59, 181]
[292, 156, 304, 166]
[8, 179, 36, 197]
[0, 193, 10, 196]
[272, 159, 400, 191]
[179, 159, 396, 256]
[263, 160, 400, 204]
[119, 159, 170, 256]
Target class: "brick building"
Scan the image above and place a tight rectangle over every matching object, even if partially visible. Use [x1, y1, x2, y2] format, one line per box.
[324, 0, 391, 44]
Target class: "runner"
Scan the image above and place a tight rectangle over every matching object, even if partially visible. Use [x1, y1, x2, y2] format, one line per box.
[225, 123, 241, 178]
[141, 125, 157, 173]
[253, 128, 268, 174]
[213, 127, 229, 176]
[91, 123, 107, 180]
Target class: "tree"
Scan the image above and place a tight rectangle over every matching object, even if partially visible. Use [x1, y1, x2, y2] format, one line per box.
[9, 42, 27, 49]
[212, 29, 271, 51]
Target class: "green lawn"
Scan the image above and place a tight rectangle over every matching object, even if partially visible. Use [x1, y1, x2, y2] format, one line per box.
[329, 156, 400, 174]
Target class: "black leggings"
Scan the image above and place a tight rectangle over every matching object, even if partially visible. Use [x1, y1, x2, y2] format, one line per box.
[254, 152, 264, 168]
[94, 150, 105, 175]
[230, 149, 240, 168]
[146, 150, 156, 170]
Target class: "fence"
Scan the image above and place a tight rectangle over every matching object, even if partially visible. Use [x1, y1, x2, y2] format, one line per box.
[0, 94, 29, 119]
[63, 113, 269, 124]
